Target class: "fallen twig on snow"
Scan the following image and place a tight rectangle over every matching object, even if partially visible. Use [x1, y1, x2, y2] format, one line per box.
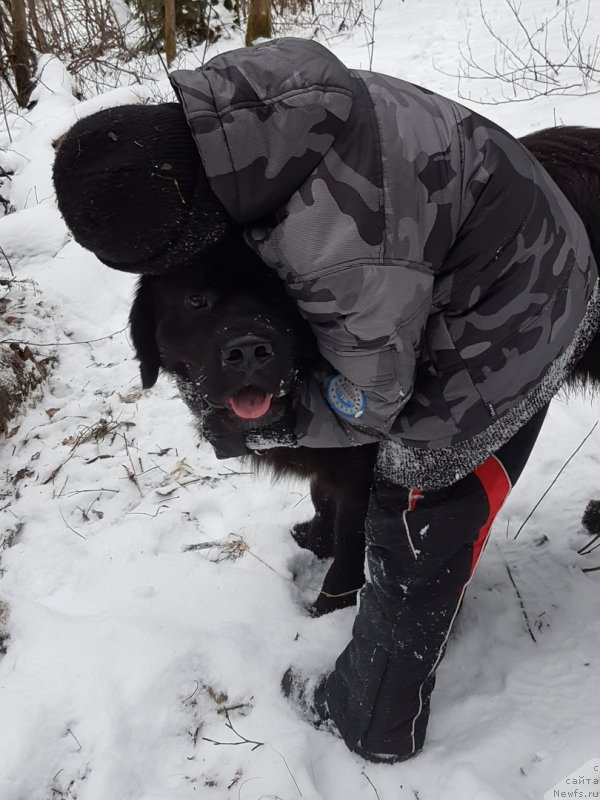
[513, 421, 598, 540]
[505, 562, 536, 643]
[202, 708, 264, 751]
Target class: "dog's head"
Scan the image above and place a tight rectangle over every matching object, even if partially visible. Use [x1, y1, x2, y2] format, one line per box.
[129, 239, 318, 430]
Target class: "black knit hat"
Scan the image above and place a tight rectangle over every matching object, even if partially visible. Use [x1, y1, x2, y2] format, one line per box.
[52, 103, 233, 274]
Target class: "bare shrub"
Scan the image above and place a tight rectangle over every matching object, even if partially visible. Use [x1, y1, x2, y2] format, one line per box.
[456, 0, 600, 104]
[0, 0, 140, 106]
[32, 0, 130, 65]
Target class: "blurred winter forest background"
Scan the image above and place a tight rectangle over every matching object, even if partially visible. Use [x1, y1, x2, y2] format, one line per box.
[0, 0, 383, 110]
[2, 0, 600, 110]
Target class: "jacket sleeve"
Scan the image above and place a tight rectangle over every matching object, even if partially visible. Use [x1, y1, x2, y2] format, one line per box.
[288, 261, 435, 448]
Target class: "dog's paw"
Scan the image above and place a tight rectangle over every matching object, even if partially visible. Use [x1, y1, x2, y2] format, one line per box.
[582, 499, 600, 535]
[291, 519, 335, 560]
[309, 589, 359, 617]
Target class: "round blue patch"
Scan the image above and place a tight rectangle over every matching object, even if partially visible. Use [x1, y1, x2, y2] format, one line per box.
[326, 374, 366, 419]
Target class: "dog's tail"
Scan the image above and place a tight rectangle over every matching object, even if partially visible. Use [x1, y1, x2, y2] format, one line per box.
[521, 126, 600, 389]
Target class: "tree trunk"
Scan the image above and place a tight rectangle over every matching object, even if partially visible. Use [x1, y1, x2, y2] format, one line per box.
[164, 0, 176, 66]
[9, 0, 34, 107]
[246, 0, 271, 46]
[26, 0, 48, 53]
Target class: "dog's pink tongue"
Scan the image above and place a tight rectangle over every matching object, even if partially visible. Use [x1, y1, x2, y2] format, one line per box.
[228, 388, 273, 419]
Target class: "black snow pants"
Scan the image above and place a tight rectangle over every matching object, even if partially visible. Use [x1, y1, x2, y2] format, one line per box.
[324, 407, 549, 761]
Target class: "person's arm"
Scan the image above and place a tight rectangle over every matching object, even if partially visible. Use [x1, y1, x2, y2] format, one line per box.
[248, 261, 435, 449]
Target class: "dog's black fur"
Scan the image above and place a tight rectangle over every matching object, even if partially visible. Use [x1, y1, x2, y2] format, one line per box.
[130, 239, 377, 615]
[131, 126, 600, 615]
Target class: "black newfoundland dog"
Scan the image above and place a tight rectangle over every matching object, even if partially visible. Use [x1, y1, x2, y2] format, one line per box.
[130, 126, 600, 616]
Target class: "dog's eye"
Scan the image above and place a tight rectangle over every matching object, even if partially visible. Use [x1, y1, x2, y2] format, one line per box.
[186, 295, 208, 310]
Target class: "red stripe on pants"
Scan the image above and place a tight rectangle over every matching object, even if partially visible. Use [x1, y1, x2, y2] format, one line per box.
[408, 488, 422, 512]
[470, 456, 511, 576]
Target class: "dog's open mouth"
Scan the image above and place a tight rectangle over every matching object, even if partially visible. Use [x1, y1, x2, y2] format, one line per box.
[226, 386, 274, 419]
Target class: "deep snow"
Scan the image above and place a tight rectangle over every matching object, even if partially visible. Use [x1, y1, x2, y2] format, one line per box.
[1, 2, 600, 799]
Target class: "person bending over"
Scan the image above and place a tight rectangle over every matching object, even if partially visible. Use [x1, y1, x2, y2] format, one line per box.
[52, 38, 599, 763]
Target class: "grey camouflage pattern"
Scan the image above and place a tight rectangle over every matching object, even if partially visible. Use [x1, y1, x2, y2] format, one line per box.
[170, 38, 599, 483]
[379, 280, 600, 488]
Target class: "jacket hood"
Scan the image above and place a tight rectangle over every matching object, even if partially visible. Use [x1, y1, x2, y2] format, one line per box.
[170, 38, 354, 223]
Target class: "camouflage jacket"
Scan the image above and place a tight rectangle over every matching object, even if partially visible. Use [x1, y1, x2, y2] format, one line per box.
[171, 38, 600, 487]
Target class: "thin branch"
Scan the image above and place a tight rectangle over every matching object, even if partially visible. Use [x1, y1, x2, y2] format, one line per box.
[0, 243, 14, 275]
[505, 563, 536, 643]
[66, 727, 82, 751]
[202, 708, 264, 751]
[269, 746, 302, 797]
[451, 0, 600, 104]
[183, 680, 200, 703]
[513, 422, 598, 540]
[136, 0, 170, 78]
[361, 771, 381, 800]
[121, 433, 144, 497]
[578, 531, 600, 556]
[59, 508, 87, 541]
[0, 325, 128, 348]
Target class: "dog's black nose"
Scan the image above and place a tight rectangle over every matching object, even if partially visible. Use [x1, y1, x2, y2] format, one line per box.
[221, 335, 274, 370]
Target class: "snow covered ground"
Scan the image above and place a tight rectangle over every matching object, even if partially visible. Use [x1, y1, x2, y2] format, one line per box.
[1, 1, 600, 798]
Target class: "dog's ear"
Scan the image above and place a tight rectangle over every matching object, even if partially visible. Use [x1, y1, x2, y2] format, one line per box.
[129, 278, 160, 389]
